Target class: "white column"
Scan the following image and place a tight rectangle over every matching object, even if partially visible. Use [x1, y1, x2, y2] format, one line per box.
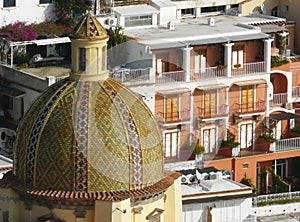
[182, 47, 192, 82]
[196, 8, 201, 17]
[264, 39, 273, 74]
[223, 43, 234, 77]
[190, 91, 194, 143]
[152, 53, 157, 83]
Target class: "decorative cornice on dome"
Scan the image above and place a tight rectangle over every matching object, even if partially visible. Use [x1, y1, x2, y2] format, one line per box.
[0, 171, 181, 204]
[70, 12, 108, 40]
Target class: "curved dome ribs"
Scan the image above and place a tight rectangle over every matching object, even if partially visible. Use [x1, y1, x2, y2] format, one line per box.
[105, 79, 164, 187]
[14, 79, 71, 182]
[73, 82, 90, 192]
[14, 78, 163, 193]
[26, 80, 68, 186]
[87, 81, 131, 192]
[35, 82, 79, 191]
[31, 81, 75, 188]
[102, 80, 143, 190]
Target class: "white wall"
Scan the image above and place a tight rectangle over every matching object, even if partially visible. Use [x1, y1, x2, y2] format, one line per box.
[253, 202, 300, 217]
[183, 197, 252, 222]
[0, 0, 55, 27]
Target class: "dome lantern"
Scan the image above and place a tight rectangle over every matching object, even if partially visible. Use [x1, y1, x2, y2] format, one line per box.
[69, 11, 109, 81]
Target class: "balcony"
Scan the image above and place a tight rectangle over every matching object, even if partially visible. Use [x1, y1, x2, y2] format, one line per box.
[292, 86, 300, 99]
[270, 93, 287, 106]
[197, 105, 228, 119]
[110, 68, 152, 86]
[156, 70, 184, 84]
[231, 62, 265, 76]
[234, 100, 266, 115]
[191, 66, 226, 80]
[275, 137, 300, 152]
[155, 109, 190, 124]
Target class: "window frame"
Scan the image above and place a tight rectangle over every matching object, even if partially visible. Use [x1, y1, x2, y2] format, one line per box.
[3, 0, 16, 8]
[164, 130, 179, 159]
[79, 48, 86, 72]
[39, 0, 53, 4]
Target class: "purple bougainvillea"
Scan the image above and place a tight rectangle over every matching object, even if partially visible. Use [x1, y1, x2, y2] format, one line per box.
[0, 21, 72, 42]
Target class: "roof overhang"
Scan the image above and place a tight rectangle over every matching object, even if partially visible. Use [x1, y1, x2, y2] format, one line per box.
[0, 85, 26, 98]
[197, 84, 227, 91]
[32, 37, 71, 46]
[150, 33, 269, 50]
[157, 88, 190, 95]
[113, 5, 159, 16]
[234, 79, 266, 86]
[259, 24, 287, 33]
[270, 113, 300, 120]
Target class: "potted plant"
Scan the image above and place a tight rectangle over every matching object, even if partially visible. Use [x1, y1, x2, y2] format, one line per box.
[219, 129, 240, 157]
[217, 64, 226, 70]
[234, 63, 241, 68]
[221, 129, 240, 148]
[259, 124, 277, 143]
[193, 139, 204, 161]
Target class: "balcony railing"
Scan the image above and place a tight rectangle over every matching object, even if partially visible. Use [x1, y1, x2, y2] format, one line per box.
[253, 191, 300, 206]
[231, 62, 265, 76]
[234, 100, 266, 114]
[191, 67, 226, 80]
[156, 70, 184, 84]
[292, 86, 300, 99]
[110, 68, 151, 86]
[270, 93, 288, 106]
[197, 105, 228, 119]
[275, 137, 300, 152]
[155, 109, 190, 124]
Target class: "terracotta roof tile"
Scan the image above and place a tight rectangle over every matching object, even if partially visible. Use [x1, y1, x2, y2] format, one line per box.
[0, 171, 180, 203]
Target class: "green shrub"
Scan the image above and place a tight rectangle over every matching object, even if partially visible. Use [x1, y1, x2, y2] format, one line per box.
[271, 55, 289, 68]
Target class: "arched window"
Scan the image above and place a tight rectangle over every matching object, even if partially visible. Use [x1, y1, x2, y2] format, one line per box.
[271, 6, 279, 17]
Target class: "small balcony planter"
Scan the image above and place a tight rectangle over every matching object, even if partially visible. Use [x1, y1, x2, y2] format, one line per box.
[217, 64, 226, 70]
[233, 63, 241, 68]
[194, 142, 204, 161]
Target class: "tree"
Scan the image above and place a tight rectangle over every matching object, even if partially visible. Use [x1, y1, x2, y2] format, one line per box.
[53, 0, 90, 26]
[107, 26, 127, 49]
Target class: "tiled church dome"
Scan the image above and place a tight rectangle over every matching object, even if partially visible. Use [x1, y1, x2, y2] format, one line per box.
[13, 11, 164, 193]
[14, 77, 163, 192]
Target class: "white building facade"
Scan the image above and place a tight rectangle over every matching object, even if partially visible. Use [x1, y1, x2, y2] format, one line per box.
[0, 0, 55, 27]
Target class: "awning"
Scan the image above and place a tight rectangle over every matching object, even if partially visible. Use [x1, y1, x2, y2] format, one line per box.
[0, 85, 26, 98]
[157, 88, 190, 95]
[270, 113, 300, 120]
[197, 84, 227, 91]
[234, 79, 266, 86]
[32, 37, 71, 46]
[259, 24, 287, 33]
[188, 33, 269, 46]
